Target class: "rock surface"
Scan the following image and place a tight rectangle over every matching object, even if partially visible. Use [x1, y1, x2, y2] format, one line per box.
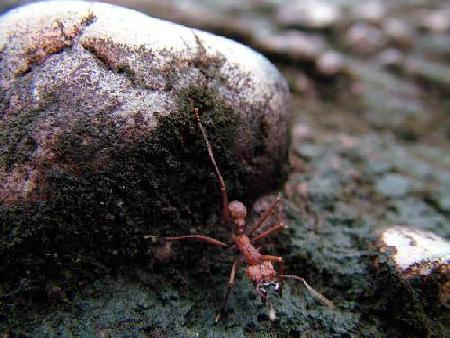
[0, 0, 289, 205]
[0, 0, 289, 317]
[379, 226, 450, 276]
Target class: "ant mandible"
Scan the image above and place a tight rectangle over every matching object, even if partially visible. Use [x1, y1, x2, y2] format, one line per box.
[152, 108, 334, 322]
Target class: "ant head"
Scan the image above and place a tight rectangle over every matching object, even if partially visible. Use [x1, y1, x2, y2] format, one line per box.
[228, 200, 246, 228]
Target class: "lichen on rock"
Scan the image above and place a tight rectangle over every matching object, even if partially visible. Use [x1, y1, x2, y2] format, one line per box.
[0, 0, 290, 309]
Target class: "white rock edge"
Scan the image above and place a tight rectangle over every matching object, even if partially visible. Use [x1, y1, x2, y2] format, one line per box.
[382, 226, 450, 273]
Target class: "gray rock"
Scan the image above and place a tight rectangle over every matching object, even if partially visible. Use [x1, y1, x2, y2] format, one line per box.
[256, 30, 327, 63]
[345, 22, 386, 55]
[0, 0, 290, 300]
[417, 7, 450, 33]
[377, 48, 404, 71]
[276, 0, 342, 30]
[0, 0, 290, 205]
[316, 50, 345, 76]
[383, 18, 414, 50]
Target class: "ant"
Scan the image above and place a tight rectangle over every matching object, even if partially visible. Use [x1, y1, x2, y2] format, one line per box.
[149, 108, 334, 322]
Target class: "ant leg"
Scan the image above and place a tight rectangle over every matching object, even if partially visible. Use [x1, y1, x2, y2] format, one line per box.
[215, 259, 241, 322]
[247, 194, 280, 236]
[164, 235, 228, 247]
[251, 222, 287, 243]
[279, 274, 335, 309]
[278, 259, 284, 298]
[262, 255, 283, 264]
[194, 108, 229, 227]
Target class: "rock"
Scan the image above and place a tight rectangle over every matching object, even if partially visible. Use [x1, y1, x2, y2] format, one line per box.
[345, 22, 386, 55]
[377, 48, 404, 71]
[377, 226, 450, 306]
[276, 0, 342, 30]
[383, 18, 414, 50]
[417, 7, 450, 33]
[376, 173, 410, 198]
[379, 227, 450, 276]
[0, 0, 289, 289]
[256, 30, 326, 62]
[285, 69, 313, 95]
[316, 51, 345, 76]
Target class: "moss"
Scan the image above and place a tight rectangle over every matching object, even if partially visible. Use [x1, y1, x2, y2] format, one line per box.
[372, 255, 446, 338]
[0, 108, 40, 171]
[0, 77, 288, 335]
[0, 83, 270, 309]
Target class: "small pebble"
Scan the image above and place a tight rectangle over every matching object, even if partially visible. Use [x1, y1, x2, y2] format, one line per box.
[377, 48, 404, 70]
[418, 8, 450, 33]
[316, 51, 345, 76]
[276, 0, 342, 30]
[346, 22, 386, 55]
[383, 18, 414, 49]
[352, 1, 386, 24]
[260, 31, 326, 61]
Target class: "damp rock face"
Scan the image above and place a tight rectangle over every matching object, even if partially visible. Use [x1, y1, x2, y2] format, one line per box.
[0, 1, 289, 287]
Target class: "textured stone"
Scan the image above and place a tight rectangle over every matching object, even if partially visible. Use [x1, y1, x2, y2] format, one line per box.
[0, 0, 290, 205]
[276, 0, 342, 30]
[380, 226, 450, 276]
[0, 0, 290, 304]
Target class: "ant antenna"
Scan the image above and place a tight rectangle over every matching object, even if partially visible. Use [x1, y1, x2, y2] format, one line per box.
[193, 108, 230, 226]
[279, 275, 335, 309]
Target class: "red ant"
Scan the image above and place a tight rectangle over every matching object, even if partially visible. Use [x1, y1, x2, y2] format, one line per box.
[149, 108, 334, 322]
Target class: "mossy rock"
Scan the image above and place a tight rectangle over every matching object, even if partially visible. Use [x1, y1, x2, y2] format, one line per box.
[0, 0, 290, 307]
